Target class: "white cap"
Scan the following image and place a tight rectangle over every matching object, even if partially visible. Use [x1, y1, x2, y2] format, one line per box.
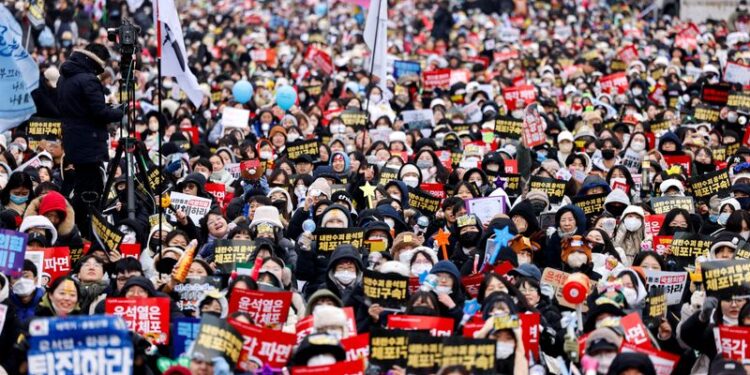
[557, 131, 574, 144]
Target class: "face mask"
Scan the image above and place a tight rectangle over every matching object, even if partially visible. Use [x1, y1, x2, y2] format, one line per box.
[496, 342, 515, 359]
[390, 193, 401, 202]
[630, 141, 646, 152]
[567, 252, 588, 268]
[12, 278, 35, 297]
[0, 173, 8, 189]
[409, 306, 437, 316]
[559, 143, 573, 154]
[435, 285, 452, 295]
[334, 270, 357, 285]
[718, 212, 731, 226]
[411, 263, 432, 275]
[331, 124, 345, 134]
[695, 161, 716, 174]
[624, 217, 642, 232]
[403, 177, 419, 188]
[531, 201, 547, 215]
[622, 287, 638, 307]
[737, 197, 750, 211]
[148, 121, 159, 132]
[10, 194, 28, 205]
[260, 151, 273, 160]
[459, 232, 480, 247]
[709, 77, 720, 85]
[558, 227, 577, 238]
[287, 133, 300, 142]
[416, 160, 433, 169]
[742, 231, 750, 241]
[601, 149, 616, 160]
[156, 257, 178, 274]
[631, 87, 643, 97]
[307, 354, 337, 366]
[273, 200, 288, 212]
[517, 253, 531, 265]
[295, 186, 308, 198]
[261, 123, 270, 132]
[149, 238, 161, 253]
[728, 113, 739, 123]
[595, 352, 617, 374]
[608, 204, 626, 217]
[370, 94, 382, 103]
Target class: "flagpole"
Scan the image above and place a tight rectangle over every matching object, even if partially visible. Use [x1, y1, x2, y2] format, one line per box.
[156, 0, 164, 275]
[365, 0, 383, 118]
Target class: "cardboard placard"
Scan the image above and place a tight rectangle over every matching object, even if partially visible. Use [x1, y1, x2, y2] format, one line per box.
[106, 297, 171, 345]
[621, 312, 653, 349]
[378, 166, 399, 185]
[669, 232, 711, 262]
[222, 107, 250, 129]
[167, 192, 212, 225]
[173, 276, 222, 312]
[315, 227, 365, 255]
[229, 317, 296, 370]
[406, 333, 442, 375]
[724, 61, 750, 86]
[341, 332, 370, 361]
[369, 328, 409, 369]
[652, 236, 673, 256]
[228, 288, 293, 328]
[689, 168, 731, 200]
[408, 190, 442, 215]
[662, 155, 693, 176]
[363, 269, 410, 309]
[715, 325, 750, 362]
[644, 270, 688, 306]
[571, 193, 607, 218]
[498, 174, 522, 197]
[304, 47, 334, 74]
[213, 240, 256, 272]
[502, 85, 537, 111]
[340, 110, 368, 127]
[702, 259, 750, 299]
[172, 317, 200, 357]
[702, 83, 732, 106]
[599, 72, 629, 94]
[650, 196, 695, 214]
[192, 314, 244, 367]
[91, 210, 123, 253]
[693, 105, 721, 123]
[393, 60, 422, 79]
[440, 337, 496, 375]
[387, 315, 454, 337]
[644, 287, 667, 327]
[422, 69, 451, 90]
[727, 91, 750, 110]
[466, 197, 506, 225]
[41, 246, 70, 285]
[27, 117, 62, 150]
[529, 176, 567, 204]
[520, 313, 541, 361]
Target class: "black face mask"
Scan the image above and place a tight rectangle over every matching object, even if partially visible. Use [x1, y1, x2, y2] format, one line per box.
[601, 149, 616, 160]
[272, 200, 288, 212]
[459, 232, 480, 247]
[695, 161, 716, 175]
[530, 202, 547, 216]
[665, 226, 688, 236]
[409, 306, 438, 316]
[591, 243, 605, 254]
[149, 238, 161, 253]
[156, 257, 178, 274]
[607, 204, 626, 217]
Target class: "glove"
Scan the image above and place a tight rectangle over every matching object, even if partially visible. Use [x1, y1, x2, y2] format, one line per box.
[699, 296, 718, 322]
[164, 159, 182, 174]
[691, 289, 706, 312]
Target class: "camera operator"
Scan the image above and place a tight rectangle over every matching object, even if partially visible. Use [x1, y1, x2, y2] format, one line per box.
[57, 43, 124, 236]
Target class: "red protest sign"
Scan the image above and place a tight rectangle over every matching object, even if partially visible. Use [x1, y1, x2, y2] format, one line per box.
[119, 243, 141, 259]
[386, 315, 454, 337]
[522, 104, 546, 148]
[653, 236, 673, 256]
[663, 155, 692, 176]
[494, 50, 519, 62]
[504, 159, 518, 174]
[599, 72, 629, 95]
[621, 312, 653, 349]
[295, 307, 357, 344]
[716, 325, 750, 362]
[519, 313, 541, 361]
[42, 247, 71, 284]
[502, 85, 537, 111]
[228, 289, 292, 328]
[341, 332, 370, 361]
[291, 359, 365, 375]
[106, 297, 170, 344]
[408, 277, 421, 295]
[620, 342, 679, 375]
[305, 47, 334, 75]
[230, 318, 296, 370]
[422, 69, 451, 90]
[420, 183, 446, 199]
[462, 321, 484, 338]
[617, 45, 639, 64]
[644, 215, 665, 238]
[205, 183, 228, 213]
[461, 273, 484, 299]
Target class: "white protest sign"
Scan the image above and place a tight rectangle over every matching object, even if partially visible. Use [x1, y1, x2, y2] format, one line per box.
[224, 163, 241, 180]
[498, 27, 520, 43]
[168, 192, 212, 225]
[401, 109, 434, 129]
[724, 62, 750, 86]
[222, 107, 250, 129]
[644, 270, 688, 306]
[462, 100, 483, 124]
[466, 196, 506, 226]
[24, 250, 44, 286]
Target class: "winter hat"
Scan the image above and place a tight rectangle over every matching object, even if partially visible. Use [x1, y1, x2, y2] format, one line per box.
[44, 66, 60, 88]
[320, 205, 350, 228]
[250, 205, 283, 229]
[402, 246, 439, 266]
[38, 191, 68, 220]
[313, 305, 348, 333]
[389, 131, 407, 145]
[561, 235, 592, 262]
[557, 131, 574, 144]
[197, 289, 229, 318]
[620, 205, 645, 220]
[720, 198, 741, 212]
[379, 260, 410, 277]
[659, 179, 685, 196]
[267, 187, 293, 214]
[710, 232, 743, 259]
[429, 260, 461, 283]
[398, 164, 420, 179]
[19, 215, 58, 245]
[304, 289, 344, 316]
[585, 327, 623, 355]
[391, 232, 424, 258]
[508, 235, 541, 254]
[709, 358, 746, 375]
[526, 190, 550, 208]
[309, 177, 332, 199]
[290, 333, 346, 367]
[268, 125, 287, 140]
[604, 189, 630, 210]
[509, 263, 542, 281]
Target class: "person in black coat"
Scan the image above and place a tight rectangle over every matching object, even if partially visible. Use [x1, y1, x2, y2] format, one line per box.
[57, 43, 123, 236]
[31, 66, 61, 118]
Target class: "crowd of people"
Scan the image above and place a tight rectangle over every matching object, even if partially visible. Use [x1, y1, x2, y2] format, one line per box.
[4, 0, 750, 374]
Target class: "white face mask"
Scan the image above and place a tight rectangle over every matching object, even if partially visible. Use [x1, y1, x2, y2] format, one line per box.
[0, 173, 8, 189]
[260, 151, 273, 160]
[595, 352, 617, 374]
[622, 286, 638, 307]
[411, 263, 432, 275]
[567, 252, 588, 268]
[517, 253, 531, 265]
[631, 87, 642, 97]
[287, 133, 300, 142]
[148, 121, 159, 132]
[12, 278, 35, 296]
[435, 285, 452, 295]
[295, 186, 308, 199]
[334, 270, 356, 285]
[718, 212, 731, 226]
[390, 193, 401, 202]
[307, 354, 337, 366]
[331, 124, 345, 134]
[742, 231, 750, 241]
[370, 94, 382, 103]
[623, 217, 642, 232]
[403, 177, 419, 188]
[261, 123, 270, 132]
[630, 141, 646, 152]
[495, 342, 515, 359]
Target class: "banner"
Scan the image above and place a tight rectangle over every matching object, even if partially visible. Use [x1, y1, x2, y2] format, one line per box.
[406, 333, 442, 375]
[27, 118, 63, 150]
[715, 325, 750, 362]
[644, 270, 688, 305]
[106, 297, 170, 345]
[0, 4, 39, 130]
[502, 85, 536, 111]
[393, 60, 422, 79]
[422, 69, 451, 90]
[304, 47, 334, 74]
[702, 259, 750, 298]
[363, 269, 409, 309]
[466, 197, 505, 225]
[291, 359, 365, 375]
[172, 317, 200, 357]
[315, 227, 365, 256]
[617, 45, 639, 63]
[167, 192, 212, 225]
[42, 246, 70, 285]
[408, 190, 442, 215]
[599, 72, 629, 94]
[529, 176, 566, 204]
[340, 110, 368, 127]
[644, 214, 665, 238]
[494, 116, 523, 139]
[440, 337, 496, 375]
[192, 314, 244, 367]
[0, 229, 28, 275]
[669, 232, 711, 263]
[286, 140, 321, 161]
[650, 196, 695, 214]
[401, 109, 434, 130]
[229, 317, 296, 370]
[571, 193, 607, 217]
[228, 288, 292, 328]
[27, 315, 133, 375]
[387, 315, 454, 337]
[724, 61, 750, 86]
[213, 239, 255, 272]
[689, 168, 731, 200]
[620, 342, 679, 375]
[621, 312, 653, 349]
[370, 328, 409, 369]
[173, 276, 222, 312]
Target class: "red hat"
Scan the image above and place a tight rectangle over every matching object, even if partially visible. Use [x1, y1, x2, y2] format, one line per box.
[39, 191, 67, 220]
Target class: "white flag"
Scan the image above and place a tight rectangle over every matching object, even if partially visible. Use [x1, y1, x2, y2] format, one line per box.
[364, 0, 388, 88]
[0, 4, 39, 131]
[153, 0, 204, 107]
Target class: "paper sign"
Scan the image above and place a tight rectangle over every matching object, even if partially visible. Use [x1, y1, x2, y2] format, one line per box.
[502, 85, 537, 111]
[119, 243, 140, 258]
[520, 313, 541, 361]
[363, 270, 409, 309]
[689, 168, 731, 200]
[529, 176, 566, 204]
[173, 276, 222, 312]
[408, 190, 442, 215]
[724, 61, 750, 86]
[42, 247, 70, 285]
[27, 117, 62, 150]
[571, 193, 607, 218]
[172, 317, 200, 357]
[650, 196, 695, 214]
[167, 192, 212, 225]
[494, 116, 523, 139]
[643, 215, 665, 238]
[0, 229, 28, 275]
[228, 288, 293, 328]
[402, 109, 435, 130]
[621, 312, 653, 349]
[393, 60, 422, 79]
[229, 317, 296, 370]
[213, 239, 256, 272]
[620, 342, 679, 375]
[715, 325, 750, 362]
[422, 69, 451, 90]
[106, 297, 171, 345]
[440, 337, 496, 375]
[192, 314, 244, 367]
[599, 72, 629, 94]
[702, 259, 750, 299]
[669, 232, 711, 263]
[369, 328, 409, 369]
[222, 107, 250, 129]
[387, 315, 454, 337]
[466, 197, 506, 225]
[286, 140, 321, 162]
[315, 227, 365, 255]
[341, 332, 370, 361]
[24, 250, 43, 286]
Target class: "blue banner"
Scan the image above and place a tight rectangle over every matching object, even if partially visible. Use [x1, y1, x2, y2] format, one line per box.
[0, 5, 40, 131]
[393, 60, 421, 80]
[171, 317, 200, 357]
[0, 229, 27, 275]
[28, 315, 133, 375]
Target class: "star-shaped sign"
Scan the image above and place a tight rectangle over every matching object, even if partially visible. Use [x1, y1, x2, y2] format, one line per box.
[360, 182, 377, 208]
[435, 228, 451, 260]
[489, 226, 514, 266]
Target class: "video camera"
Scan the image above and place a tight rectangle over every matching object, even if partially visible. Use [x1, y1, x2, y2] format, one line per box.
[106, 20, 140, 49]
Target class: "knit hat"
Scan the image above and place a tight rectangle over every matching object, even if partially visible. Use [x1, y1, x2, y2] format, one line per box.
[313, 305, 348, 333]
[561, 235, 593, 262]
[526, 190, 550, 208]
[398, 164, 420, 179]
[320, 205, 350, 228]
[379, 260, 410, 277]
[508, 234, 541, 254]
[304, 289, 344, 316]
[401, 246, 439, 266]
[39, 191, 68, 220]
[620, 205, 645, 220]
[44, 66, 60, 88]
[429, 260, 461, 283]
[268, 126, 287, 140]
[710, 232, 742, 259]
[389, 131, 407, 145]
[720, 198, 741, 212]
[250, 205, 283, 229]
[309, 177, 332, 199]
[391, 232, 424, 258]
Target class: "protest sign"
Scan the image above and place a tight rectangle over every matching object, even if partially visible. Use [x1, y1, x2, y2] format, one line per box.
[498, 174, 522, 197]
[440, 337, 496, 374]
[204, 183, 228, 214]
[571, 193, 607, 218]
[420, 183, 446, 199]
[393, 60, 421, 79]
[466, 197, 505, 225]
[529, 176, 566, 204]
[422, 69, 451, 90]
[462, 272, 484, 298]
[304, 47, 333, 74]
[652, 236, 673, 256]
[315, 227, 365, 255]
[28, 315, 133, 375]
[363, 269, 409, 309]
[378, 166, 399, 184]
[0, 229, 28, 275]
[522, 103, 546, 147]
[669, 232, 711, 263]
[402, 109, 434, 130]
[520, 313, 541, 361]
[644, 214, 665, 238]
[213, 239, 256, 272]
[502, 85, 536, 111]
[340, 110, 368, 127]
[369, 328, 409, 369]
[494, 116, 523, 139]
[118, 243, 140, 259]
[620, 342, 679, 375]
[648, 118, 672, 135]
[644, 287, 667, 328]
[727, 90, 750, 110]
[387, 315, 454, 337]
[192, 314, 244, 367]
[24, 250, 43, 286]
[408, 190, 442, 216]
[222, 107, 250, 128]
[229, 317, 296, 370]
[650, 196, 695, 214]
[286, 140, 321, 162]
[27, 117, 62, 150]
[172, 317, 200, 357]
[341, 332, 370, 361]
[167, 192, 212, 225]
[724, 61, 750, 86]
[106, 297, 170, 345]
[715, 325, 750, 362]
[174, 276, 222, 312]
[39, 247, 70, 286]
[91, 209, 123, 253]
[291, 359, 365, 375]
[702, 83, 732, 106]
[663, 154, 693, 176]
[406, 333, 442, 375]
[644, 270, 688, 305]
[692, 105, 721, 124]
[599, 72, 629, 94]
[541, 267, 592, 310]
[621, 312, 654, 349]
[617, 45, 639, 63]
[702, 259, 750, 298]
[689, 168, 731, 200]
[228, 288, 293, 328]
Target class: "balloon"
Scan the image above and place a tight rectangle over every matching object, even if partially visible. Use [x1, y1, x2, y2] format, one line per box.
[276, 85, 297, 111]
[314, 2, 327, 16]
[232, 80, 253, 104]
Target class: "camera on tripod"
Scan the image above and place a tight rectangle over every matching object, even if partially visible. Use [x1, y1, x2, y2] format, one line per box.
[106, 20, 140, 50]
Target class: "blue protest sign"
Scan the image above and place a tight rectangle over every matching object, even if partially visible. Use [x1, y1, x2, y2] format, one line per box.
[0, 229, 27, 275]
[171, 317, 200, 357]
[393, 60, 421, 80]
[27, 315, 133, 375]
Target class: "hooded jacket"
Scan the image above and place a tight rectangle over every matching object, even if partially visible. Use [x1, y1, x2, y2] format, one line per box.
[24, 193, 84, 249]
[543, 205, 587, 270]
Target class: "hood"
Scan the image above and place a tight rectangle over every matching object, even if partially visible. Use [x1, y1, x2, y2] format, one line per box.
[555, 205, 587, 234]
[658, 131, 682, 153]
[604, 189, 630, 208]
[326, 244, 363, 274]
[384, 180, 409, 208]
[267, 187, 293, 214]
[318, 204, 353, 229]
[60, 49, 105, 78]
[616, 269, 648, 307]
[508, 200, 540, 235]
[606, 352, 656, 375]
[20, 215, 58, 245]
[304, 289, 344, 316]
[121, 276, 158, 297]
[578, 175, 611, 196]
[177, 172, 209, 196]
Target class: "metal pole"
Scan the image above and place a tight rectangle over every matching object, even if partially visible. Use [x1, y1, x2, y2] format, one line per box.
[364, 0, 383, 118]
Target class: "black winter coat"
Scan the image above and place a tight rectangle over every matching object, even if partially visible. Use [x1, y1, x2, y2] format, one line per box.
[58, 50, 122, 164]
